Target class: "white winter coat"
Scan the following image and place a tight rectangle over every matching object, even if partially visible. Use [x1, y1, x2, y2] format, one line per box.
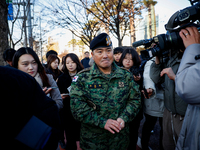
[143, 58, 164, 118]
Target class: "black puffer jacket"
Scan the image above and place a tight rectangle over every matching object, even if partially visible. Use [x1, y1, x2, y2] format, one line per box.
[1, 67, 60, 149]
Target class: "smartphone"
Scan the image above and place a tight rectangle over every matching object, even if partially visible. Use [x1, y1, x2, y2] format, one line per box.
[143, 87, 149, 99]
[47, 87, 58, 90]
[62, 93, 69, 96]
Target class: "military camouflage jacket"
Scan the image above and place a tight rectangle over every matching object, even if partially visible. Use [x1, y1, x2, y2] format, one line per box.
[70, 62, 141, 129]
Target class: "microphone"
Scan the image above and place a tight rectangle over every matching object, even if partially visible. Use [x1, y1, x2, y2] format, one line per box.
[132, 39, 153, 48]
[132, 40, 145, 48]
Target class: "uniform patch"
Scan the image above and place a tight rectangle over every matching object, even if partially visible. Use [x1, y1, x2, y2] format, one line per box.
[106, 35, 112, 46]
[88, 84, 102, 88]
[118, 82, 124, 87]
[72, 76, 79, 82]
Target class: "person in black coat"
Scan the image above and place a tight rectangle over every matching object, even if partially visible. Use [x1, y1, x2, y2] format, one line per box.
[57, 53, 84, 150]
[81, 51, 90, 68]
[1, 66, 61, 150]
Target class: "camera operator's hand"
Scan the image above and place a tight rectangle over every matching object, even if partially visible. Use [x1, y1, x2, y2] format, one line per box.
[155, 56, 160, 64]
[179, 26, 200, 48]
[160, 67, 176, 81]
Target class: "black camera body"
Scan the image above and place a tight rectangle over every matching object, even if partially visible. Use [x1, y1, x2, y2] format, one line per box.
[133, 1, 200, 61]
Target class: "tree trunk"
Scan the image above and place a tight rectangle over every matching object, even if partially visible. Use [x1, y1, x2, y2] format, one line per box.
[148, 4, 152, 38]
[129, 2, 136, 44]
[0, 1, 8, 66]
[117, 24, 122, 46]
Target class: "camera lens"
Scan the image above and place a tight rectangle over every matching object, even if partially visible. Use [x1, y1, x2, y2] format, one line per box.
[165, 32, 183, 50]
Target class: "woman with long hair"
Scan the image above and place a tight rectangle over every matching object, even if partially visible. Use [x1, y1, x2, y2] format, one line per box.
[46, 54, 62, 81]
[12, 47, 63, 110]
[57, 53, 84, 150]
[119, 47, 143, 150]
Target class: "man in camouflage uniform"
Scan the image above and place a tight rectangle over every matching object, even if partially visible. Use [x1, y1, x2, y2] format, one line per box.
[70, 33, 141, 150]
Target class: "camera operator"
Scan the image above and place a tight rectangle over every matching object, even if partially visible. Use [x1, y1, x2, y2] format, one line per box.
[150, 36, 188, 149]
[175, 26, 200, 150]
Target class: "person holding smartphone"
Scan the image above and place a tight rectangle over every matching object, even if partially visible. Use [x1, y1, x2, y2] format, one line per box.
[57, 53, 84, 150]
[141, 58, 164, 150]
[12, 47, 63, 110]
[118, 47, 143, 150]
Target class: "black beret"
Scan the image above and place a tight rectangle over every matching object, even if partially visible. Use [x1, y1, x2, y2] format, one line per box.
[90, 33, 112, 51]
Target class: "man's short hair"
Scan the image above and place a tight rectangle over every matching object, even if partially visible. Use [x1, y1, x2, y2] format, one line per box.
[46, 50, 58, 59]
[3, 48, 16, 62]
[114, 47, 124, 54]
[84, 51, 89, 54]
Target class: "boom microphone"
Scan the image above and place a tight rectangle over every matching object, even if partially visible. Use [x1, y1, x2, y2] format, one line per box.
[132, 38, 153, 48]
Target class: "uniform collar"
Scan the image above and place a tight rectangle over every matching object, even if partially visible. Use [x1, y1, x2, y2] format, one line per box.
[90, 62, 124, 79]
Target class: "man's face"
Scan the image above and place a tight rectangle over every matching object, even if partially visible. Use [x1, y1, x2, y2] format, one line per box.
[114, 52, 122, 62]
[85, 52, 89, 58]
[91, 47, 114, 69]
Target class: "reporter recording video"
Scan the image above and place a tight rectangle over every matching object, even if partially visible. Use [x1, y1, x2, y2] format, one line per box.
[132, 1, 200, 149]
[175, 26, 200, 150]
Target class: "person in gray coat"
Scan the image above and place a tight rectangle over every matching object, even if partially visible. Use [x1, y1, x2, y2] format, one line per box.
[150, 41, 188, 149]
[175, 26, 200, 150]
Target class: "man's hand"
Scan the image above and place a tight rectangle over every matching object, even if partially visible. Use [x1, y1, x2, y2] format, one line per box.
[155, 56, 160, 65]
[179, 26, 200, 48]
[104, 119, 121, 134]
[160, 67, 176, 81]
[117, 118, 125, 129]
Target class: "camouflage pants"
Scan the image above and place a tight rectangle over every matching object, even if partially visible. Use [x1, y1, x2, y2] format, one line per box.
[80, 125, 129, 150]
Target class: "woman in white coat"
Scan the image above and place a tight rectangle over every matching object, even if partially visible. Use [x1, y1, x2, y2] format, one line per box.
[141, 58, 165, 150]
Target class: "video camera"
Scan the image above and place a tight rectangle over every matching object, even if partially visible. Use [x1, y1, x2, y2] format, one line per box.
[132, 0, 200, 61]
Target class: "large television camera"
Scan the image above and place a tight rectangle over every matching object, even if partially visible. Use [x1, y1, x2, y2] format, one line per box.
[132, 0, 200, 61]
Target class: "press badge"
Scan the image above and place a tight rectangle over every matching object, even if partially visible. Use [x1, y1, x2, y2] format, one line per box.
[72, 76, 79, 82]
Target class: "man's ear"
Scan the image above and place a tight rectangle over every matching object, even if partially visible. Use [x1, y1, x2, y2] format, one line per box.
[91, 51, 94, 57]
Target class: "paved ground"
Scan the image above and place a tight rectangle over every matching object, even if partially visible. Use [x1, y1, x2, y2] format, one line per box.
[137, 116, 162, 150]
